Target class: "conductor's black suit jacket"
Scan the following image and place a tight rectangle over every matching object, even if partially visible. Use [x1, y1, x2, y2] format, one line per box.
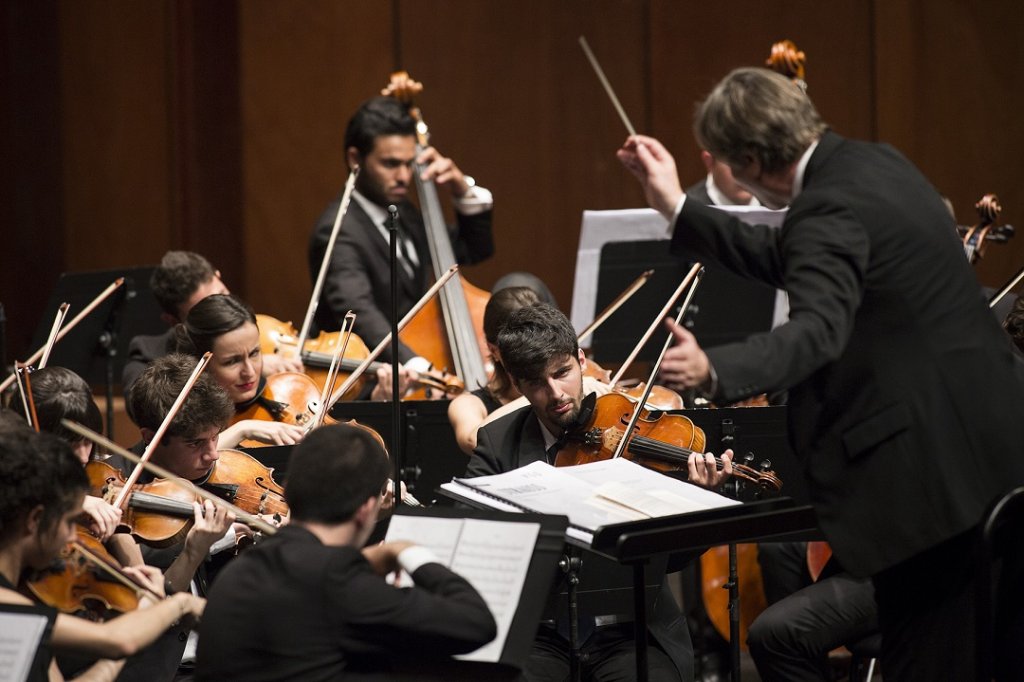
[309, 197, 493, 362]
[672, 131, 1024, 577]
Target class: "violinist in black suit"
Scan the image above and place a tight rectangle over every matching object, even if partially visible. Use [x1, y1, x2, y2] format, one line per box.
[470, 302, 733, 682]
[618, 66, 1024, 679]
[309, 96, 494, 367]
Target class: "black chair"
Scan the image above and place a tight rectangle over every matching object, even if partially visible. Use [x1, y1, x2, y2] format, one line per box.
[975, 486, 1024, 681]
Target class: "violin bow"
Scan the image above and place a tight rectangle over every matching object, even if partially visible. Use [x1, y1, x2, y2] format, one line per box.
[13, 362, 38, 430]
[326, 265, 460, 409]
[62, 420, 277, 536]
[298, 167, 360, 356]
[316, 311, 357, 429]
[611, 264, 705, 461]
[577, 269, 654, 347]
[38, 303, 70, 370]
[610, 264, 703, 387]
[579, 36, 637, 136]
[0, 278, 124, 393]
[70, 538, 164, 602]
[113, 352, 212, 510]
[990, 265, 1024, 309]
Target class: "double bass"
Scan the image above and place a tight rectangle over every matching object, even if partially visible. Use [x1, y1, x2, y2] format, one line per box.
[381, 72, 492, 394]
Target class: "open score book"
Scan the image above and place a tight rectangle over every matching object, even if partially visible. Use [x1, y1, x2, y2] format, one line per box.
[441, 457, 742, 544]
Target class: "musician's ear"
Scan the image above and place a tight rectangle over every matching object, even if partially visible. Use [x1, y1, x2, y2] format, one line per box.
[346, 147, 362, 173]
[577, 349, 587, 372]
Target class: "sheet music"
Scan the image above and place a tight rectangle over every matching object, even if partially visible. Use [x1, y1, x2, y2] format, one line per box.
[383, 515, 540, 664]
[384, 515, 464, 566]
[450, 519, 539, 662]
[447, 458, 740, 533]
[0, 612, 49, 682]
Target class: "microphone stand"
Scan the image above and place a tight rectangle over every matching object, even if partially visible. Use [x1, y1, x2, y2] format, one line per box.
[387, 205, 403, 508]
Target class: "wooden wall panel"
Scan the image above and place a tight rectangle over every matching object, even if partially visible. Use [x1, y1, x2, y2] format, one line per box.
[397, 0, 649, 309]
[58, 2, 174, 271]
[875, 1, 1024, 289]
[237, 0, 395, 320]
[649, 0, 875, 191]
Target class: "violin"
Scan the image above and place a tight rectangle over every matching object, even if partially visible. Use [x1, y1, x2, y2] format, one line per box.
[26, 527, 162, 620]
[88, 460, 200, 548]
[87, 449, 288, 546]
[234, 371, 333, 436]
[258, 315, 464, 399]
[555, 393, 782, 492]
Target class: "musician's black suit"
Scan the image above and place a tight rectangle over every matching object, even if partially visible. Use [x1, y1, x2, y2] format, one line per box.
[309, 197, 493, 362]
[471, 405, 694, 682]
[671, 130, 1024, 677]
[195, 525, 496, 681]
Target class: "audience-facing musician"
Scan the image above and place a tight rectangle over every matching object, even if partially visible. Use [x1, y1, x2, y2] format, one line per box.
[123, 250, 303, 390]
[617, 66, 1024, 679]
[0, 429, 206, 682]
[308, 96, 494, 372]
[196, 422, 496, 680]
[175, 295, 405, 449]
[468, 302, 732, 682]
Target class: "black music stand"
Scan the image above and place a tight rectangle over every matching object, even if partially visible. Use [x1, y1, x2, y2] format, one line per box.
[591, 240, 777, 364]
[27, 267, 164, 434]
[586, 498, 820, 682]
[386, 505, 569, 672]
[329, 400, 468, 503]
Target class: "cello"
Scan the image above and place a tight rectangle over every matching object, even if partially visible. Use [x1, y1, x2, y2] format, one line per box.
[381, 72, 491, 394]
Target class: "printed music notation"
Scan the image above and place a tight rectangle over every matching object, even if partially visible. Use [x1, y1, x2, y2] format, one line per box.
[384, 515, 540, 663]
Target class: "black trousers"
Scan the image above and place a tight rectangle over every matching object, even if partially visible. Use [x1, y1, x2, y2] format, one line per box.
[747, 571, 877, 681]
[521, 624, 681, 682]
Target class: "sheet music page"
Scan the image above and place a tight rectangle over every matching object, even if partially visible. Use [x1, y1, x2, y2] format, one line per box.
[455, 461, 644, 530]
[451, 519, 540, 662]
[560, 458, 742, 512]
[384, 515, 464, 566]
[0, 612, 48, 682]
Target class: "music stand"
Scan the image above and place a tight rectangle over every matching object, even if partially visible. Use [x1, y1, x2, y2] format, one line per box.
[386, 505, 569, 670]
[591, 241, 777, 365]
[329, 400, 468, 503]
[0, 602, 56, 681]
[27, 267, 165, 434]
[586, 498, 820, 682]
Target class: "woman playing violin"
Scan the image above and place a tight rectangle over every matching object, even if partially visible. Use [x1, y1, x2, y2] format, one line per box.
[0, 429, 205, 682]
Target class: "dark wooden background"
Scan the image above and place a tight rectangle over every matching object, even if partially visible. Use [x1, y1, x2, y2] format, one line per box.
[3, 0, 1022, 361]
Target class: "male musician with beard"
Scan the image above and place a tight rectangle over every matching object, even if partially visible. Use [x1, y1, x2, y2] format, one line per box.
[468, 302, 733, 682]
[617, 67, 1024, 679]
[0, 429, 206, 682]
[308, 96, 494, 368]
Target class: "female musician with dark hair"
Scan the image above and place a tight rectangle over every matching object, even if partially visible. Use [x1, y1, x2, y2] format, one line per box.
[173, 294, 308, 448]
[0, 429, 205, 682]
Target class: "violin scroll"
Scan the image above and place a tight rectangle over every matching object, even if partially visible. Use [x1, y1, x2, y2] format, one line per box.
[765, 39, 807, 90]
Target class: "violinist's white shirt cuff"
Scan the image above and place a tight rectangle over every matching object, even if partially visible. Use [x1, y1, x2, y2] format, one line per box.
[399, 546, 441, 576]
[453, 185, 493, 215]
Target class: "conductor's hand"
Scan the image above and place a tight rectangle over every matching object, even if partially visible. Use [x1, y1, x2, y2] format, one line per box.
[616, 135, 683, 218]
[417, 146, 472, 198]
[659, 318, 712, 391]
[362, 541, 415, 576]
[688, 449, 733, 489]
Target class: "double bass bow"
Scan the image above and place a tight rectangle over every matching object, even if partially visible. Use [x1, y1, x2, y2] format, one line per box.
[381, 72, 491, 394]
